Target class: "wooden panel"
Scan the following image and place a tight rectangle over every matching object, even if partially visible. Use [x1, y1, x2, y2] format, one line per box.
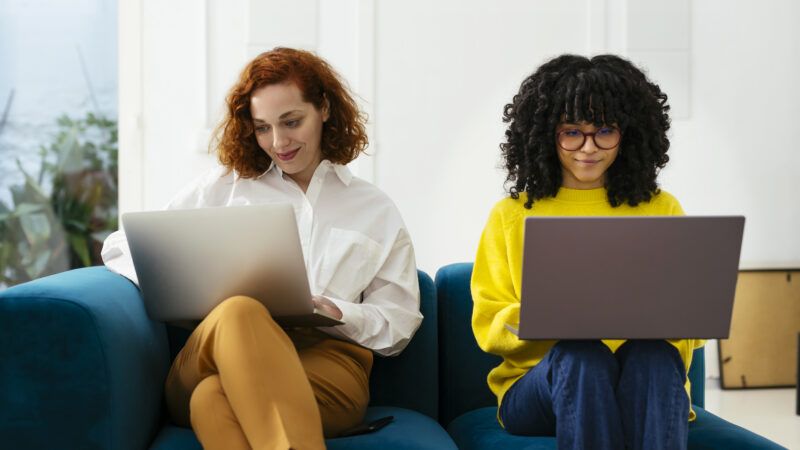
[719, 271, 800, 388]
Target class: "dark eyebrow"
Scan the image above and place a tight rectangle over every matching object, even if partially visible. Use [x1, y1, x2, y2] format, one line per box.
[252, 110, 303, 123]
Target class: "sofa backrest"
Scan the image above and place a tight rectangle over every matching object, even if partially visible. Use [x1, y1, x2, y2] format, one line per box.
[435, 262, 705, 426]
[166, 270, 439, 421]
[369, 270, 438, 419]
[435, 263, 501, 426]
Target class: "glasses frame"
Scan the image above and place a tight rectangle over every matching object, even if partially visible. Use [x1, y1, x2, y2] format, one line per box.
[556, 126, 622, 151]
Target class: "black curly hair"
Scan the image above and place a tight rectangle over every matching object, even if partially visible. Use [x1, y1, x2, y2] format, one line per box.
[501, 54, 671, 208]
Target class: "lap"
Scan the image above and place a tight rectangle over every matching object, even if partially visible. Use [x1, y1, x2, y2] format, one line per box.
[164, 297, 372, 435]
[499, 340, 683, 436]
[297, 336, 373, 436]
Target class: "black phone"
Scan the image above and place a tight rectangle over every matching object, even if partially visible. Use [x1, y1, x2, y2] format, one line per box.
[338, 415, 394, 437]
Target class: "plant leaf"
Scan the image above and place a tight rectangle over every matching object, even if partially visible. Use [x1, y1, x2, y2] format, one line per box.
[68, 233, 91, 267]
[14, 202, 45, 216]
[19, 212, 52, 246]
[24, 248, 51, 279]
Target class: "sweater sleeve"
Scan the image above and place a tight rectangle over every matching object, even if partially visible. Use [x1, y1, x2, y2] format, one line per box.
[471, 203, 537, 357]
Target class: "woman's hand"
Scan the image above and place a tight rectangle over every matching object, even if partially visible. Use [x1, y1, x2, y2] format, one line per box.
[312, 295, 343, 320]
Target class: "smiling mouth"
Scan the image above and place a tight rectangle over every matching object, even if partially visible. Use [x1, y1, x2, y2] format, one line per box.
[275, 148, 300, 161]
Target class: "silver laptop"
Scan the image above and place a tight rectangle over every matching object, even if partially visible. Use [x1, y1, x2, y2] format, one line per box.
[122, 204, 343, 327]
[516, 216, 745, 340]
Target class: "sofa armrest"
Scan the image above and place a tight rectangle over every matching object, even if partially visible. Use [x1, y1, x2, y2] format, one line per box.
[0, 267, 170, 450]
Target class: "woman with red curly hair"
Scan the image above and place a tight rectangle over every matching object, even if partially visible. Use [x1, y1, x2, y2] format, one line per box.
[101, 48, 422, 449]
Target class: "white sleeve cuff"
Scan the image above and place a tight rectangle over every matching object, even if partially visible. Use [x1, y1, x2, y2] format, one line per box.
[323, 296, 366, 341]
[100, 230, 139, 286]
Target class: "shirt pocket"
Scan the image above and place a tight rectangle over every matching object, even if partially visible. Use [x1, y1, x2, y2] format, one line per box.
[319, 228, 383, 301]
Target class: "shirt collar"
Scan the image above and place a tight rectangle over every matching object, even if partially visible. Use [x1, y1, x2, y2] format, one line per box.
[257, 159, 353, 186]
[331, 162, 353, 186]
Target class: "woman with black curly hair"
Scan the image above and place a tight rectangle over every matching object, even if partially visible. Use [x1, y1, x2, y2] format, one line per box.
[471, 54, 702, 450]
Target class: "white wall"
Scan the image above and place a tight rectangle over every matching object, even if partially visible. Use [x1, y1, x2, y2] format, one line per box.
[662, 1, 800, 271]
[374, 1, 588, 276]
[119, 0, 248, 214]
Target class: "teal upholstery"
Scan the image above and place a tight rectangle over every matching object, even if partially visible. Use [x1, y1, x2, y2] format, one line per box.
[328, 407, 456, 450]
[435, 262, 784, 449]
[447, 406, 785, 450]
[0, 267, 169, 450]
[369, 272, 440, 420]
[0, 267, 455, 449]
[150, 408, 456, 450]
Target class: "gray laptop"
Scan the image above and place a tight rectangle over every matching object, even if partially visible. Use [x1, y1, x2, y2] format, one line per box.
[516, 216, 745, 340]
[122, 204, 343, 327]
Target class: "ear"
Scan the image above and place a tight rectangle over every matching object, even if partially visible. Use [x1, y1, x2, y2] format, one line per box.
[321, 94, 331, 122]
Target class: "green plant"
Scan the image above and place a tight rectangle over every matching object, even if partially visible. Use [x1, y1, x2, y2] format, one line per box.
[0, 112, 118, 287]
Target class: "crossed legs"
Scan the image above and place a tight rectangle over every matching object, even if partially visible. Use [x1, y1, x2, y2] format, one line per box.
[164, 296, 372, 450]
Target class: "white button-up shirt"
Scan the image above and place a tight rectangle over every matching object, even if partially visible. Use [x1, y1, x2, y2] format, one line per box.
[101, 160, 422, 356]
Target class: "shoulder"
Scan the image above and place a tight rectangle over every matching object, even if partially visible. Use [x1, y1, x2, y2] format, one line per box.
[485, 196, 528, 230]
[492, 195, 529, 217]
[646, 189, 685, 215]
[348, 176, 395, 204]
[343, 175, 408, 230]
[166, 166, 235, 209]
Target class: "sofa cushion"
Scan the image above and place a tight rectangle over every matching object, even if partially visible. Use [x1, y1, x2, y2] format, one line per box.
[448, 407, 556, 450]
[328, 407, 457, 450]
[448, 406, 785, 450]
[150, 407, 457, 450]
[688, 407, 785, 449]
[149, 425, 201, 450]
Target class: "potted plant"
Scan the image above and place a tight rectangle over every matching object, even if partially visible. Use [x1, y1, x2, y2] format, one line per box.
[0, 112, 118, 288]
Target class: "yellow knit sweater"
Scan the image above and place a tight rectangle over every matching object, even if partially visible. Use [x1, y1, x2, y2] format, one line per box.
[471, 187, 704, 422]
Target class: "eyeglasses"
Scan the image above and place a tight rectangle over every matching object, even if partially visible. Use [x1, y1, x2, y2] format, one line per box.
[556, 127, 621, 151]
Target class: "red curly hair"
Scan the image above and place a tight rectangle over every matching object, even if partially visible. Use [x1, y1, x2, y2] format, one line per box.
[214, 47, 368, 178]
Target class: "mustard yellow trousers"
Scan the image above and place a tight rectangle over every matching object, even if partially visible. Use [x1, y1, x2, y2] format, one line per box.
[164, 296, 373, 450]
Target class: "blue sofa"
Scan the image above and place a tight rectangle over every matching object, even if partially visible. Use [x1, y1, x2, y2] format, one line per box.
[0, 263, 784, 449]
[434, 262, 784, 450]
[0, 267, 456, 450]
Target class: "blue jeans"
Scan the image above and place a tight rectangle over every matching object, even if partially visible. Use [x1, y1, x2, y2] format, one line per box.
[499, 340, 689, 450]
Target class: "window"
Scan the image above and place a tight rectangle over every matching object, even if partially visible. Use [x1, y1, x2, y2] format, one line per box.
[0, 0, 118, 288]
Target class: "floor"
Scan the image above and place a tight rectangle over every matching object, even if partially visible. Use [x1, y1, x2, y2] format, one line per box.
[704, 378, 799, 449]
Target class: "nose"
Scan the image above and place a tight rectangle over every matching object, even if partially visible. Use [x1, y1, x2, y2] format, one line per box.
[272, 129, 290, 150]
[580, 134, 599, 154]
